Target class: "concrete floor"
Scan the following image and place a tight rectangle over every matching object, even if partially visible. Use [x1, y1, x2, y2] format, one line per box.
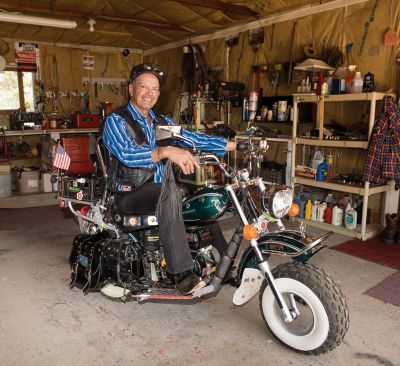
[0, 210, 399, 366]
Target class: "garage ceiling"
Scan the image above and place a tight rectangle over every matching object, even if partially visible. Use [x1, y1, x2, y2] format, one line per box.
[0, 0, 347, 52]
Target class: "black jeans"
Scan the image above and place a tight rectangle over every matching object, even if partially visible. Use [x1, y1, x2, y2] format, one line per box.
[115, 183, 193, 274]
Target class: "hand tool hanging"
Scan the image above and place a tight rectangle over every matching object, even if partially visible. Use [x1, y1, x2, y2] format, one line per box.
[287, 20, 297, 89]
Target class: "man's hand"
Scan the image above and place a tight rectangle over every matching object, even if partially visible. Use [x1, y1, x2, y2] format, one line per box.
[153, 146, 200, 175]
[226, 141, 236, 151]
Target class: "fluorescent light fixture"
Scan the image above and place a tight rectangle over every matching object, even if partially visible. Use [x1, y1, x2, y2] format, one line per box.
[0, 12, 77, 29]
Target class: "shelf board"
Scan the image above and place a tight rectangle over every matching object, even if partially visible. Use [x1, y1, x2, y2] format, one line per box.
[294, 218, 381, 240]
[0, 157, 41, 163]
[293, 176, 390, 195]
[295, 138, 368, 148]
[0, 192, 58, 208]
[293, 92, 395, 103]
[3, 128, 98, 136]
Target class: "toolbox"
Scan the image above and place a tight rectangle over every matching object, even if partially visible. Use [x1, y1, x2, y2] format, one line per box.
[71, 113, 100, 128]
[61, 136, 94, 174]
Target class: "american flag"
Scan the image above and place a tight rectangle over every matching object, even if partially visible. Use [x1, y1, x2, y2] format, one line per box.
[53, 143, 71, 170]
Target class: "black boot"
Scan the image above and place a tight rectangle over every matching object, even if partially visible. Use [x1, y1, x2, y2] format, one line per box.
[381, 213, 398, 244]
[174, 270, 205, 295]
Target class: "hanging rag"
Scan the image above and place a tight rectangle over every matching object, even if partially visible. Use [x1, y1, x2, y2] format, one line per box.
[155, 160, 193, 274]
[362, 96, 400, 189]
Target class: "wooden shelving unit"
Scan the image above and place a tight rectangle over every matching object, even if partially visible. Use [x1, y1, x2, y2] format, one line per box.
[291, 92, 395, 241]
[0, 128, 98, 207]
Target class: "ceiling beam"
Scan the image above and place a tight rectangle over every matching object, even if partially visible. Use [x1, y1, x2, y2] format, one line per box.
[0, 0, 192, 32]
[173, 0, 258, 17]
[144, 0, 369, 56]
[2, 37, 143, 54]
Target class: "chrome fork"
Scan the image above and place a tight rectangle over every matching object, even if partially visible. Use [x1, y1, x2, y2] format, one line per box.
[225, 183, 295, 323]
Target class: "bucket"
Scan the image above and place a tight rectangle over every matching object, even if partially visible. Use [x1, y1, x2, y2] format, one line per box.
[19, 170, 40, 194]
[40, 172, 58, 192]
[0, 173, 12, 197]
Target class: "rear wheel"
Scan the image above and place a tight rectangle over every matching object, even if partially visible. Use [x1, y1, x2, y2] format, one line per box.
[259, 262, 349, 355]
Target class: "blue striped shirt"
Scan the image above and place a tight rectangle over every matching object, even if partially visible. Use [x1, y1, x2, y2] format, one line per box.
[103, 101, 228, 183]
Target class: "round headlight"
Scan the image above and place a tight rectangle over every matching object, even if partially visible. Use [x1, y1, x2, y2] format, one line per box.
[262, 186, 293, 219]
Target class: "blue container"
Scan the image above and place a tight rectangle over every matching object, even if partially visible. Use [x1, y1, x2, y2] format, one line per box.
[331, 78, 341, 94]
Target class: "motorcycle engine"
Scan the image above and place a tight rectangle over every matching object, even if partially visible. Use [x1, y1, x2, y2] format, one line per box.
[102, 238, 144, 284]
[187, 226, 219, 277]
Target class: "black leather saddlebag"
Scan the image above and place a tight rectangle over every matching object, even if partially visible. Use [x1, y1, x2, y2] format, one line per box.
[68, 231, 111, 293]
[69, 232, 144, 293]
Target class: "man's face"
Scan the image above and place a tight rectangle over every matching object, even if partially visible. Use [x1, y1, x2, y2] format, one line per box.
[129, 73, 160, 115]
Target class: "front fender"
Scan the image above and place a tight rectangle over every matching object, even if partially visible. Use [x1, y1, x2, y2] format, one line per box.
[237, 231, 332, 279]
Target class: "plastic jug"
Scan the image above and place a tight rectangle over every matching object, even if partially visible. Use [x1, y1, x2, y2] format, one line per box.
[311, 150, 324, 170]
[325, 193, 335, 205]
[345, 203, 358, 229]
[305, 200, 312, 220]
[352, 72, 363, 93]
[332, 206, 343, 226]
[338, 195, 351, 210]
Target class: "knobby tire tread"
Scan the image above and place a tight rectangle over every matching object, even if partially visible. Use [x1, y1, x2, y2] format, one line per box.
[259, 261, 349, 355]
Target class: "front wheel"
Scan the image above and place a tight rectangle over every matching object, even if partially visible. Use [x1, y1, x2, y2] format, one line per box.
[259, 262, 349, 355]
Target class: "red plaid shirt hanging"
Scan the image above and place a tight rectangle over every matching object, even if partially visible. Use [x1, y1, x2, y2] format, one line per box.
[362, 96, 400, 189]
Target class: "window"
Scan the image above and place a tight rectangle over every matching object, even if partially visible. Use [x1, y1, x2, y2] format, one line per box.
[0, 70, 35, 112]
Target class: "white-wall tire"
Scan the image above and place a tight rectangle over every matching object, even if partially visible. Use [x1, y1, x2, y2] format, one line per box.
[259, 262, 349, 355]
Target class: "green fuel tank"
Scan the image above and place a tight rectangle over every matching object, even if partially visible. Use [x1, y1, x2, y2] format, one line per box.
[182, 186, 228, 222]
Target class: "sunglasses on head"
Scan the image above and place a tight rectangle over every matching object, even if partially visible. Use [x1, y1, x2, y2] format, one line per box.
[129, 64, 164, 83]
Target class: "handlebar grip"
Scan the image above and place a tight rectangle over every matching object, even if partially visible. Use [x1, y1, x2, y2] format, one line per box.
[236, 141, 249, 152]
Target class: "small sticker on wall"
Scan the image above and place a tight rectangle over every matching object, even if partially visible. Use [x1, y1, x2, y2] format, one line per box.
[82, 55, 94, 70]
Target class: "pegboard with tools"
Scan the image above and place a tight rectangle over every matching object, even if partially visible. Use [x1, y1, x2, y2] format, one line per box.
[81, 77, 128, 98]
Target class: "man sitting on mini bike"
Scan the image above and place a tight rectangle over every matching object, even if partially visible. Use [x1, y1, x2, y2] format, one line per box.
[103, 63, 236, 295]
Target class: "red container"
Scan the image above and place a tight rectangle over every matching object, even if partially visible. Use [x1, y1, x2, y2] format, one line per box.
[61, 136, 94, 174]
[72, 113, 99, 128]
[324, 203, 333, 224]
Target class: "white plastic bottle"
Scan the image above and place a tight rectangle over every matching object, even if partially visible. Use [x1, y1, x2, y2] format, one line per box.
[311, 200, 319, 221]
[345, 204, 358, 230]
[352, 72, 363, 93]
[332, 206, 343, 226]
[317, 202, 327, 222]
